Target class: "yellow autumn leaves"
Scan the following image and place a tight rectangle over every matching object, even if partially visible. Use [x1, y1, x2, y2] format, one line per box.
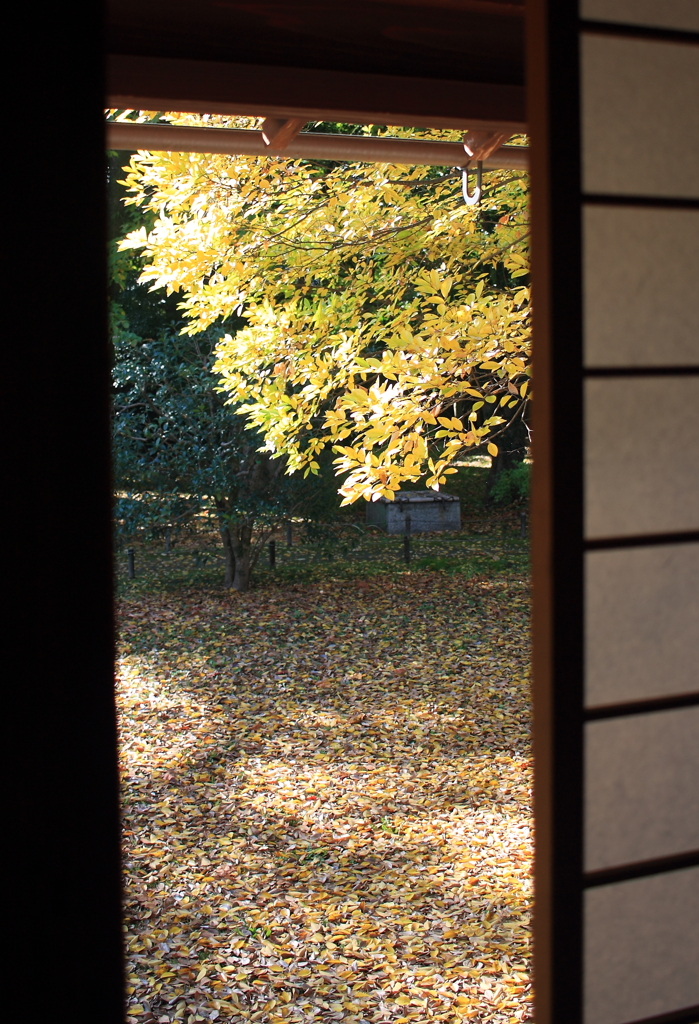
[117, 114, 530, 502]
[117, 565, 534, 1023]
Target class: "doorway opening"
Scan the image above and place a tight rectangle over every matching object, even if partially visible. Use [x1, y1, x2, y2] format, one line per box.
[110, 113, 534, 1024]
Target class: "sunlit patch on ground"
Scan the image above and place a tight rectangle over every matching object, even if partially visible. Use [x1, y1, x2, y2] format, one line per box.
[118, 565, 533, 1023]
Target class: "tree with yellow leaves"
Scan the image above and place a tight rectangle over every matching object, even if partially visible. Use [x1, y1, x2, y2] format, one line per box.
[118, 115, 530, 504]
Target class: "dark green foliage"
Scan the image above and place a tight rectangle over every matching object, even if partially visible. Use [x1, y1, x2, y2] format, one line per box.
[488, 462, 530, 506]
[111, 313, 351, 589]
[112, 315, 275, 521]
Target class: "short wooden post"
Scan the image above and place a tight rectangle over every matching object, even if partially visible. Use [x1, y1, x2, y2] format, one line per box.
[127, 548, 135, 579]
[165, 527, 172, 554]
[520, 511, 527, 538]
[269, 539, 276, 568]
[286, 522, 292, 547]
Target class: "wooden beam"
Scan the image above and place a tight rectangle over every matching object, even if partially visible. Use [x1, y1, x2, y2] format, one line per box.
[106, 122, 529, 169]
[107, 54, 527, 133]
[260, 116, 307, 151]
[463, 128, 512, 161]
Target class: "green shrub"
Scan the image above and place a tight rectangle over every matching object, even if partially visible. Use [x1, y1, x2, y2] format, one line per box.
[489, 462, 530, 506]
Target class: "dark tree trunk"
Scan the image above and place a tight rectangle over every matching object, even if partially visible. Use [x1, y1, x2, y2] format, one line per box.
[219, 524, 236, 588]
[485, 411, 530, 503]
[231, 521, 254, 592]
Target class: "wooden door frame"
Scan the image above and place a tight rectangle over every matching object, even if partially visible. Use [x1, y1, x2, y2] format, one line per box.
[21, 2, 695, 1022]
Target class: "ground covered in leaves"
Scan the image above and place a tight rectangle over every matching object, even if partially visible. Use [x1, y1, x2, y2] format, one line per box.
[118, 528, 533, 1024]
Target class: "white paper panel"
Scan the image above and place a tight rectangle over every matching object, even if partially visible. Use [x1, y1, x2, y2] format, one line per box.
[585, 708, 699, 870]
[585, 377, 699, 538]
[585, 544, 699, 705]
[583, 206, 699, 367]
[581, 0, 699, 32]
[581, 35, 699, 197]
[584, 867, 699, 1024]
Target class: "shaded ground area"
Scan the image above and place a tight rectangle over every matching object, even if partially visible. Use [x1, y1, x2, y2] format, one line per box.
[118, 529, 532, 1023]
[116, 497, 527, 595]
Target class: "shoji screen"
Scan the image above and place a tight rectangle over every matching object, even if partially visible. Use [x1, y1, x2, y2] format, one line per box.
[528, 2, 699, 1022]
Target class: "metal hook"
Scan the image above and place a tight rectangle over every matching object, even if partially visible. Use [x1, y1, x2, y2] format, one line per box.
[462, 160, 482, 206]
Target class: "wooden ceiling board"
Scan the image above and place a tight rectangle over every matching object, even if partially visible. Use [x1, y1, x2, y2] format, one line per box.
[107, 0, 526, 130]
[107, 0, 525, 84]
